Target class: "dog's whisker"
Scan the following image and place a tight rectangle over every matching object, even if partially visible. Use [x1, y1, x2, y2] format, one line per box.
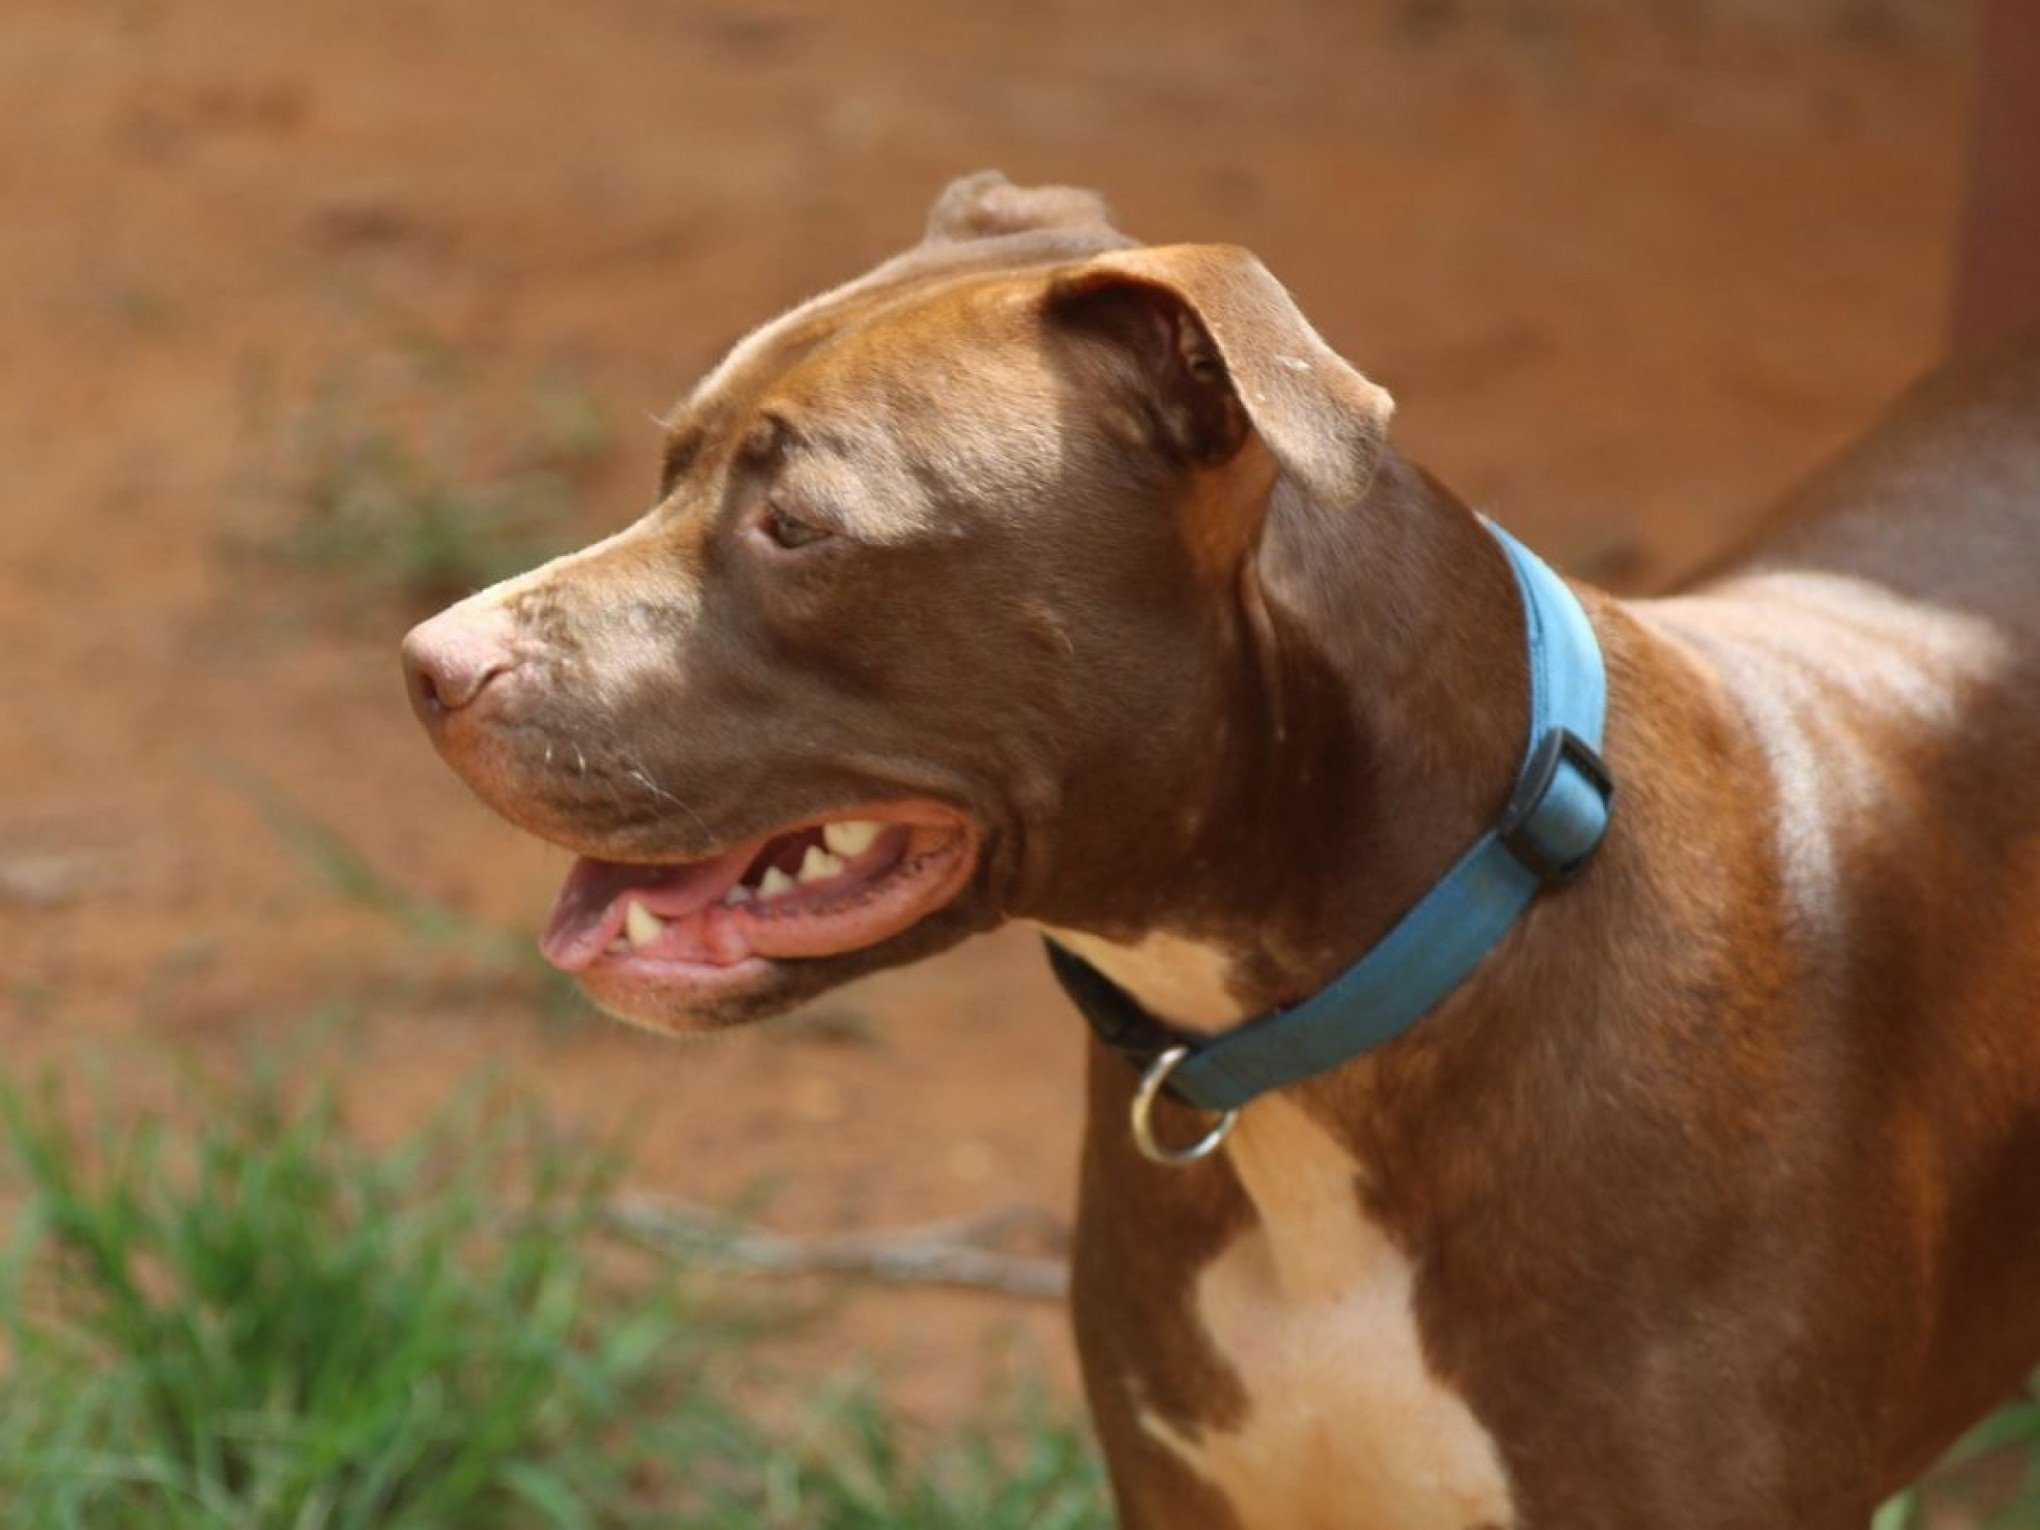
[626, 765, 679, 805]
[620, 754, 714, 841]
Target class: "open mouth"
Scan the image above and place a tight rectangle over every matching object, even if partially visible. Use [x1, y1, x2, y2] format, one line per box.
[539, 802, 978, 983]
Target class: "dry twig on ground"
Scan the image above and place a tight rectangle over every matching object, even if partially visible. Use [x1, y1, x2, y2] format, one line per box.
[601, 1197, 1072, 1301]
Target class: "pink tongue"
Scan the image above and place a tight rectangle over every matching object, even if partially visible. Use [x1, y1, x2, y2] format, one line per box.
[540, 853, 745, 971]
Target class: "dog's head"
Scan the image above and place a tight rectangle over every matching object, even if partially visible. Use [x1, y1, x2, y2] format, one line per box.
[401, 173, 1394, 1031]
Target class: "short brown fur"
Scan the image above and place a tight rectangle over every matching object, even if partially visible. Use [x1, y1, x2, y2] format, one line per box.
[403, 174, 2040, 1529]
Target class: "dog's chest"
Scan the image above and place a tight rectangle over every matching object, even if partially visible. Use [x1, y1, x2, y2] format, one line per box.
[1139, 1102, 1514, 1530]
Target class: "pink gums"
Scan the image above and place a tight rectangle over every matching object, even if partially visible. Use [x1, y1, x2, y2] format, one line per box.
[539, 806, 976, 976]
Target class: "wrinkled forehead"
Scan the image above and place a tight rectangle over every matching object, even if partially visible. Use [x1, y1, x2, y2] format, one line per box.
[662, 228, 1128, 503]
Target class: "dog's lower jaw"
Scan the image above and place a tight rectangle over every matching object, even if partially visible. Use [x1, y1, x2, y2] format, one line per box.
[573, 887, 1002, 1033]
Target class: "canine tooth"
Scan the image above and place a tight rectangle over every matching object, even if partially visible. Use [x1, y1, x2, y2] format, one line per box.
[759, 866, 796, 899]
[799, 845, 845, 883]
[822, 819, 883, 858]
[723, 882, 753, 906]
[624, 900, 666, 948]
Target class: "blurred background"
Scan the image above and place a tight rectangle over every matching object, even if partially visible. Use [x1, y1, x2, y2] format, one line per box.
[0, 0, 2007, 1524]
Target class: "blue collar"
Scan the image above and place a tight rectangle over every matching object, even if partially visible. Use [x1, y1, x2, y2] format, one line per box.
[1047, 519, 1615, 1117]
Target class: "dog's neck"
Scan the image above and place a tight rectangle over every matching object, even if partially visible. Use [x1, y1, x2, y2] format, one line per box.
[1049, 448, 1533, 1034]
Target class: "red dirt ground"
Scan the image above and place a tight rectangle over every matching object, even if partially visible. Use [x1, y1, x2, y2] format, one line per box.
[0, 0, 1974, 1432]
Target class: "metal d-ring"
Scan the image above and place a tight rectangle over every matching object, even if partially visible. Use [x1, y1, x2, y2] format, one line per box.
[1131, 1046, 1239, 1167]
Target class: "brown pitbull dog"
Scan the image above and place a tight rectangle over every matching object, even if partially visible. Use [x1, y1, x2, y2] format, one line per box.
[402, 173, 2040, 1529]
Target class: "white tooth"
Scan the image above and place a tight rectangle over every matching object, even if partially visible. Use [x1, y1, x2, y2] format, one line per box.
[624, 900, 665, 948]
[799, 845, 845, 883]
[607, 938, 629, 955]
[759, 866, 796, 899]
[722, 882, 753, 906]
[822, 820, 883, 858]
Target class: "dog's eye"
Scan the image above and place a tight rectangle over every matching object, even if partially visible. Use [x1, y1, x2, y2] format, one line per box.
[760, 504, 830, 550]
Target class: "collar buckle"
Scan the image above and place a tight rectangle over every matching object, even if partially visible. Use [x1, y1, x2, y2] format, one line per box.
[1497, 726, 1615, 884]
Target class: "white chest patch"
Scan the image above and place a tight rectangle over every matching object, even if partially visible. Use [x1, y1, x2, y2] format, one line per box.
[1142, 1099, 1514, 1530]
[1039, 926, 1246, 1029]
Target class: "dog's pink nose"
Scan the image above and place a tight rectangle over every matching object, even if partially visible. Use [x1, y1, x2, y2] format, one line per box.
[402, 606, 517, 727]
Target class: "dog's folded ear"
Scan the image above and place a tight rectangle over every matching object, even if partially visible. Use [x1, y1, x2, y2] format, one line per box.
[923, 170, 1119, 244]
[1044, 245, 1395, 512]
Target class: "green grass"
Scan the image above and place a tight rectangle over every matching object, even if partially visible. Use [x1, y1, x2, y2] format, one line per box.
[1882, 1386, 2040, 1530]
[223, 764, 586, 1026]
[0, 1066, 1110, 1530]
[8, 1055, 2024, 1530]
[273, 373, 617, 614]
[288, 425, 573, 610]
[1959, 1393, 2040, 1526]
